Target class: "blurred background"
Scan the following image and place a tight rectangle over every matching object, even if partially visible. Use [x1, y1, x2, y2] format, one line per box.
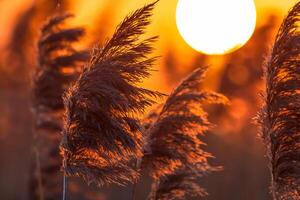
[0, 0, 298, 199]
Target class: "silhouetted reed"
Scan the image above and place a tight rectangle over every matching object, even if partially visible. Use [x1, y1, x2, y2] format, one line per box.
[142, 67, 228, 199]
[152, 169, 207, 200]
[33, 13, 88, 111]
[61, 1, 162, 188]
[30, 13, 88, 200]
[258, 2, 300, 199]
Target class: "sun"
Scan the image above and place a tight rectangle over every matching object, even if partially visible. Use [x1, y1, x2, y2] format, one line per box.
[176, 0, 257, 55]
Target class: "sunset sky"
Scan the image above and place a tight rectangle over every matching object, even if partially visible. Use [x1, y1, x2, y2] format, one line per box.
[0, 0, 298, 48]
[1, 2, 300, 199]
[0, 0, 298, 91]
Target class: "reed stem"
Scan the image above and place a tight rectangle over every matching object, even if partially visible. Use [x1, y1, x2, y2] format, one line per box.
[62, 159, 67, 200]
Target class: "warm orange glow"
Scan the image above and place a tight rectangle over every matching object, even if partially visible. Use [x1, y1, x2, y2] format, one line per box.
[176, 0, 257, 55]
[1, 1, 300, 199]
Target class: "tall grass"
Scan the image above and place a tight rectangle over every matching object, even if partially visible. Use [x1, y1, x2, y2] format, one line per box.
[59, 1, 229, 199]
[258, 2, 300, 199]
[141, 67, 228, 199]
[60, 1, 162, 189]
[26, 1, 232, 199]
[31, 13, 88, 200]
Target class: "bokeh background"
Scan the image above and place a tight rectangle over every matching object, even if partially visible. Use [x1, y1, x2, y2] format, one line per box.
[0, 0, 299, 199]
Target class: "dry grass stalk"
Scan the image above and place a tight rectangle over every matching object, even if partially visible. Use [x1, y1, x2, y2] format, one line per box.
[142, 67, 228, 199]
[258, 2, 300, 200]
[30, 13, 88, 200]
[61, 1, 162, 187]
[153, 169, 207, 200]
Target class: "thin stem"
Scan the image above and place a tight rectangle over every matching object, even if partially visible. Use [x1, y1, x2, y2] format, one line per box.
[271, 175, 277, 200]
[62, 159, 67, 200]
[146, 179, 159, 200]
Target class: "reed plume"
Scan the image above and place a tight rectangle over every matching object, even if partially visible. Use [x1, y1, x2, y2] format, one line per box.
[142, 67, 228, 199]
[30, 13, 88, 200]
[153, 169, 207, 200]
[258, 2, 300, 199]
[33, 13, 88, 111]
[61, 1, 162, 187]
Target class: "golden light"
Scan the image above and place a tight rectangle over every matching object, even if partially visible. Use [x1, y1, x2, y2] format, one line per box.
[176, 0, 257, 55]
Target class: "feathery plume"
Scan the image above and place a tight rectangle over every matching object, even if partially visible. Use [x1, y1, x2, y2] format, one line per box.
[258, 2, 300, 199]
[30, 13, 88, 200]
[33, 13, 88, 111]
[152, 169, 207, 200]
[143, 67, 228, 199]
[61, 1, 162, 187]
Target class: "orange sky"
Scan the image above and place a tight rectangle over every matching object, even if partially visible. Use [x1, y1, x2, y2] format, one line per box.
[68, 0, 299, 90]
[0, 0, 298, 91]
[0, 0, 298, 48]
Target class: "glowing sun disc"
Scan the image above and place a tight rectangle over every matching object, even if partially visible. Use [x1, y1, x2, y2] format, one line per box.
[176, 0, 257, 55]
